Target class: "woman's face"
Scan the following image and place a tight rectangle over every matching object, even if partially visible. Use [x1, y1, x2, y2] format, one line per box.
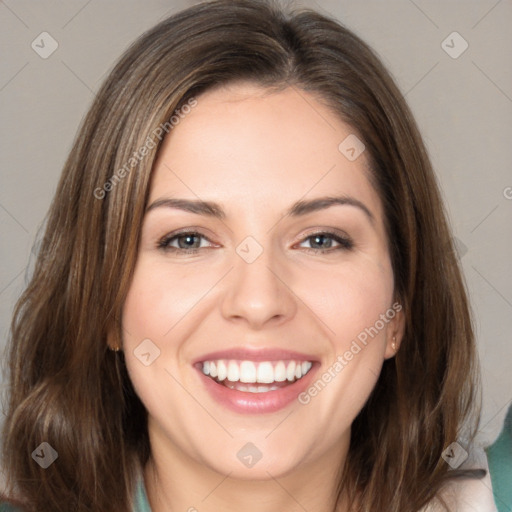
[122, 82, 403, 479]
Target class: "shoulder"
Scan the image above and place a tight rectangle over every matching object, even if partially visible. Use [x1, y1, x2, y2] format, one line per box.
[421, 445, 498, 512]
[421, 478, 497, 511]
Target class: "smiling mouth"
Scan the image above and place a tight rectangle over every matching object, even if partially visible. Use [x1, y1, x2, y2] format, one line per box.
[199, 359, 313, 393]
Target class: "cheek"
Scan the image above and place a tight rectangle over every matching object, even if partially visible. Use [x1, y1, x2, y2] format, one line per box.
[121, 259, 206, 445]
[305, 257, 395, 346]
[296, 260, 395, 422]
[122, 257, 214, 345]
[120, 259, 203, 403]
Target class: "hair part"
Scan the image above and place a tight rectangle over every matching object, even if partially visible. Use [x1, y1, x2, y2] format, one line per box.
[1, 1, 482, 510]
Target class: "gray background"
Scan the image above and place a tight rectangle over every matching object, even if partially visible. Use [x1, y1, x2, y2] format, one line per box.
[1, 0, 511, 447]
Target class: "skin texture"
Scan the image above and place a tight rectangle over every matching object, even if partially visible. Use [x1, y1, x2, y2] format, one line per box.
[121, 82, 405, 512]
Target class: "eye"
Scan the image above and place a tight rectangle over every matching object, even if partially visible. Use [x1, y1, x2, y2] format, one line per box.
[157, 229, 353, 255]
[157, 231, 214, 254]
[297, 230, 353, 253]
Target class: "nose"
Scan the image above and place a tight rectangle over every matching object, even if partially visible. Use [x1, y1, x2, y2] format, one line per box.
[220, 243, 297, 329]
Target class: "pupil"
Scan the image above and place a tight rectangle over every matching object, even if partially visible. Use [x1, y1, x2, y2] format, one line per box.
[179, 234, 198, 249]
[313, 235, 331, 249]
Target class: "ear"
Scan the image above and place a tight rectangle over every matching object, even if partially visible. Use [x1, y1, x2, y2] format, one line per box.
[384, 302, 405, 359]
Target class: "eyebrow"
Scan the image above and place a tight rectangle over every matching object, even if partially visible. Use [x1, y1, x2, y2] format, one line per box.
[146, 195, 375, 224]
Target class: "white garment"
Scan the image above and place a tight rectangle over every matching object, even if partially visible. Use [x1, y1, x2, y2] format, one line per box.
[421, 445, 497, 511]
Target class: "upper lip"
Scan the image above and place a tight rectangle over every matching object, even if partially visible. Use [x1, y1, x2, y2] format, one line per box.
[193, 347, 319, 365]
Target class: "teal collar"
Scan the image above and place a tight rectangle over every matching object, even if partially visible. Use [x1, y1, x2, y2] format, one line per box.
[133, 475, 152, 512]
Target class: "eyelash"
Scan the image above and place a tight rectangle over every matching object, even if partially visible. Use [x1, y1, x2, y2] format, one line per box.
[157, 229, 353, 255]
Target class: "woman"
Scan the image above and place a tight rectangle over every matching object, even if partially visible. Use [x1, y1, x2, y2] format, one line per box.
[0, 0, 496, 510]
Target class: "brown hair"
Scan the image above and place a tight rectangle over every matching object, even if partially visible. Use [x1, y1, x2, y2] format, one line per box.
[1, 1, 483, 510]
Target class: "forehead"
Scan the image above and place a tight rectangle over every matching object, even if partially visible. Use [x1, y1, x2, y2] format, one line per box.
[149, 82, 383, 223]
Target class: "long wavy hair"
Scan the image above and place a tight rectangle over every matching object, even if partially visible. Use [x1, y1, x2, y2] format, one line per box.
[1, 1, 483, 510]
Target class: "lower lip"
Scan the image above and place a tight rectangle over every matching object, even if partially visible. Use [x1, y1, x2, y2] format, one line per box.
[196, 365, 318, 414]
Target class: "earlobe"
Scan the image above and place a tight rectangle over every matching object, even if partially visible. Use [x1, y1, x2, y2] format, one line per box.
[385, 335, 401, 359]
[384, 336, 399, 359]
[384, 305, 405, 359]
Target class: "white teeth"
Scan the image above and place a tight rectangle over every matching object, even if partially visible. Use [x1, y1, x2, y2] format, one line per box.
[302, 361, 312, 375]
[286, 361, 296, 381]
[224, 382, 281, 393]
[260, 385, 279, 392]
[217, 360, 227, 381]
[257, 362, 274, 383]
[227, 361, 239, 382]
[274, 361, 287, 382]
[201, 359, 313, 385]
[239, 360, 257, 383]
